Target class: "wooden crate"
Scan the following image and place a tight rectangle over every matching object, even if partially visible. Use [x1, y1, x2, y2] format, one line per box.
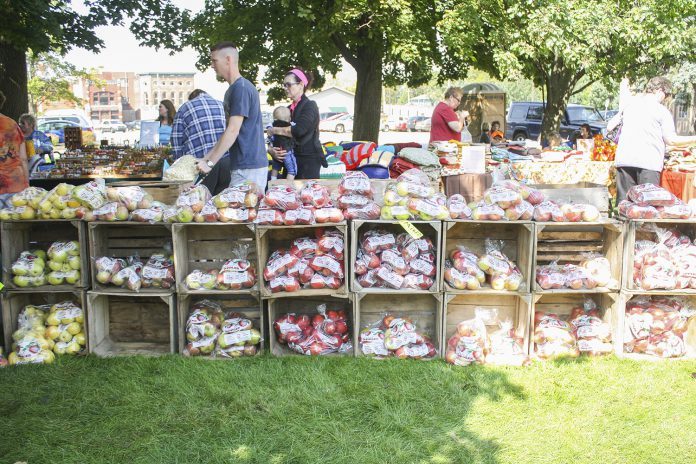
[177, 293, 264, 355]
[532, 293, 622, 356]
[354, 293, 442, 357]
[87, 291, 176, 356]
[257, 224, 349, 298]
[530, 182, 611, 217]
[172, 223, 258, 295]
[623, 219, 696, 294]
[443, 293, 532, 356]
[534, 221, 624, 293]
[350, 220, 442, 293]
[618, 291, 696, 361]
[267, 294, 355, 356]
[1, 220, 90, 291]
[88, 222, 174, 294]
[109, 180, 192, 206]
[63, 126, 83, 150]
[1, 289, 88, 353]
[442, 220, 534, 294]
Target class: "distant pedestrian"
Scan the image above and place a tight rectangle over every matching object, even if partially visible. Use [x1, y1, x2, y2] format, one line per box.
[157, 99, 176, 146]
[429, 87, 469, 143]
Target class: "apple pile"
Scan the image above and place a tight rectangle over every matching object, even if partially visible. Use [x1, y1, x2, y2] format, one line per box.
[487, 319, 531, 366]
[255, 184, 312, 225]
[95, 256, 143, 291]
[274, 304, 351, 356]
[34, 183, 85, 220]
[618, 183, 692, 220]
[631, 227, 696, 290]
[624, 296, 694, 358]
[174, 184, 213, 223]
[264, 228, 345, 293]
[105, 186, 154, 211]
[337, 171, 381, 220]
[72, 181, 107, 210]
[536, 257, 613, 290]
[130, 203, 167, 223]
[533, 313, 580, 359]
[183, 300, 224, 356]
[43, 301, 87, 356]
[532, 201, 601, 222]
[381, 169, 449, 221]
[11, 241, 81, 288]
[570, 301, 613, 356]
[0, 187, 47, 220]
[141, 254, 175, 289]
[216, 312, 262, 358]
[444, 241, 523, 291]
[208, 181, 263, 223]
[355, 230, 437, 290]
[446, 194, 472, 220]
[445, 317, 487, 365]
[186, 244, 257, 291]
[464, 180, 541, 221]
[300, 181, 345, 224]
[359, 314, 436, 359]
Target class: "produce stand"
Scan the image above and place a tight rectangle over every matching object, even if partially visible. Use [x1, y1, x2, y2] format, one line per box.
[510, 160, 615, 191]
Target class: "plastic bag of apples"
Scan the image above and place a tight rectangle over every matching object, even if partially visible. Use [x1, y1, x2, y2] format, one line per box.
[217, 243, 257, 290]
[338, 172, 381, 220]
[359, 313, 436, 359]
[274, 304, 351, 356]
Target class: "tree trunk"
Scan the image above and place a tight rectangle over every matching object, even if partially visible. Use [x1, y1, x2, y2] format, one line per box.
[541, 72, 574, 142]
[351, 50, 382, 143]
[0, 42, 28, 120]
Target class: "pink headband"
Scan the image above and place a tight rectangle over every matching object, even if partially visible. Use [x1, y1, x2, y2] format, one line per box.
[289, 69, 308, 87]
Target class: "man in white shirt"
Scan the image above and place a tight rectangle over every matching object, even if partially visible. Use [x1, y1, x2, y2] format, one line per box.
[615, 76, 696, 202]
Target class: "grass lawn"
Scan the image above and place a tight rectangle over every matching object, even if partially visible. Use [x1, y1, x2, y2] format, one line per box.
[1, 355, 695, 464]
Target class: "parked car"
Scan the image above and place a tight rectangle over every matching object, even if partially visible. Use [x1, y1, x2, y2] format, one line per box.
[319, 113, 353, 133]
[319, 111, 346, 122]
[414, 117, 432, 132]
[98, 119, 128, 133]
[505, 102, 607, 141]
[382, 116, 407, 132]
[37, 118, 97, 145]
[407, 115, 429, 132]
[601, 109, 619, 120]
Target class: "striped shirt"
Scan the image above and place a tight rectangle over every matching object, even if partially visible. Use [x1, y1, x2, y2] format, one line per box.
[171, 94, 227, 159]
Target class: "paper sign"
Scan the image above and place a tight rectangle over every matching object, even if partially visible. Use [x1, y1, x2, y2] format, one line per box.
[397, 221, 423, 239]
[139, 121, 160, 147]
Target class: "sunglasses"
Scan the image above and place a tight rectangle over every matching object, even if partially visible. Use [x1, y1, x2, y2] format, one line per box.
[452, 95, 461, 103]
[283, 81, 300, 88]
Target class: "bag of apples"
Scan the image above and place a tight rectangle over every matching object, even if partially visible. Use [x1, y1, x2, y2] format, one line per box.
[338, 172, 381, 220]
[444, 246, 485, 290]
[110, 256, 143, 291]
[534, 313, 579, 359]
[274, 305, 351, 356]
[579, 253, 614, 289]
[445, 316, 488, 366]
[627, 183, 678, 207]
[380, 314, 437, 359]
[487, 319, 530, 366]
[217, 243, 257, 290]
[618, 200, 658, 220]
[478, 239, 524, 291]
[176, 184, 212, 214]
[141, 254, 175, 289]
[570, 298, 613, 356]
[535, 262, 568, 290]
[183, 300, 224, 357]
[446, 194, 472, 220]
[214, 312, 262, 358]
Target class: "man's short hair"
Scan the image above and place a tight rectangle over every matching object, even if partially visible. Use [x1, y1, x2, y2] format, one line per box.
[188, 89, 206, 101]
[645, 76, 672, 95]
[19, 113, 36, 129]
[210, 41, 238, 52]
[444, 87, 463, 100]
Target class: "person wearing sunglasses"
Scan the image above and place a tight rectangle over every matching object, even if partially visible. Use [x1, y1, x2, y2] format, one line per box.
[429, 87, 469, 143]
[615, 76, 696, 202]
[267, 67, 326, 179]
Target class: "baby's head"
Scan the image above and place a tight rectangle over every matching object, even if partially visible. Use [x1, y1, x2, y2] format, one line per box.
[273, 106, 291, 122]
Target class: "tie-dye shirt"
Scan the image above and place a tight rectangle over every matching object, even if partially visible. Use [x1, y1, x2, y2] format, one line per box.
[0, 114, 29, 194]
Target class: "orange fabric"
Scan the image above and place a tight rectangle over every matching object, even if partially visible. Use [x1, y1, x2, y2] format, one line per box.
[661, 170, 696, 203]
[0, 115, 28, 194]
[490, 130, 504, 139]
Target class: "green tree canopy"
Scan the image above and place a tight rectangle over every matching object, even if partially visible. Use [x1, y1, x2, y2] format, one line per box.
[133, 0, 475, 142]
[440, 0, 696, 139]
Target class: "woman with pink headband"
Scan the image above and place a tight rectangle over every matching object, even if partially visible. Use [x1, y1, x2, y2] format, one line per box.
[267, 67, 326, 179]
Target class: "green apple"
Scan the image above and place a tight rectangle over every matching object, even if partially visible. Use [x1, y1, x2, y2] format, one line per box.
[55, 183, 73, 196]
[53, 342, 67, 355]
[30, 275, 46, 286]
[66, 322, 81, 335]
[49, 208, 61, 219]
[68, 241, 80, 256]
[176, 206, 194, 223]
[75, 311, 83, 324]
[58, 330, 73, 343]
[203, 323, 216, 337]
[0, 209, 11, 220]
[115, 205, 129, 221]
[65, 270, 80, 285]
[13, 275, 31, 287]
[47, 272, 64, 285]
[31, 249, 47, 260]
[48, 260, 63, 272]
[52, 196, 68, 210]
[74, 333, 86, 346]
[66, 339, 81, 354]
[249, 329, 261, 345]
[45, 326, 61, 340]
[62, 208, 77, 219]
[39, 200, 53, 213]
[96, 271, 111, 284]
[45, 312, 61, 326]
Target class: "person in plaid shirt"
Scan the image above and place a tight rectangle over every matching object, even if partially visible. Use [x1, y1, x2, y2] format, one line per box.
[171, 89, 231, 194]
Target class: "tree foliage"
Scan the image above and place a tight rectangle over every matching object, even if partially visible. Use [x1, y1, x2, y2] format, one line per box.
[132, 0, 475, 141]
[440, 0, 696, 138]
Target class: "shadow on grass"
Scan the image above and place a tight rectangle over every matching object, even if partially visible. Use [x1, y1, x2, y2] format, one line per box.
[0, 355, 526, 464]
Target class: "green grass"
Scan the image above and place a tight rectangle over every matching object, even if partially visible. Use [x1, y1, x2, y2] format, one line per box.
[1, 355, 695, 464]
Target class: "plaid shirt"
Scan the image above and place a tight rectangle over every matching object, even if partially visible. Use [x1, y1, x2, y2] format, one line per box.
[171, 94, 227, 159]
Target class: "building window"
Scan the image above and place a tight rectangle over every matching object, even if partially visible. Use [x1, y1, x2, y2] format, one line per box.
[154, 91, 158, 102]
[93, 94, 98, 104]
[170, 81, 174, 86]
[179, 91, 184, 101]
[171, 91, 175, 100]
[144, 92, 149, 105]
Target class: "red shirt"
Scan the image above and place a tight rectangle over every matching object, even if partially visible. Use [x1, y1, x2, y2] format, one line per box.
[429, 102, 460, 143]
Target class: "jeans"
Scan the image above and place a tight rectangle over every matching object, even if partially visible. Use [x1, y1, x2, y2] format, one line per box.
[231, 166, 268, 192]
[271, 149, 297, 176]
[616, 167, 661, 203]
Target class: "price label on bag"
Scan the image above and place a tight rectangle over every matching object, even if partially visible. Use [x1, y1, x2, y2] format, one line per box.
[397, 220, 423, 240]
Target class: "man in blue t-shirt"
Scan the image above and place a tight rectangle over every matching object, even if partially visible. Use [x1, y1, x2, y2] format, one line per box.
[196, 41, 268, 191]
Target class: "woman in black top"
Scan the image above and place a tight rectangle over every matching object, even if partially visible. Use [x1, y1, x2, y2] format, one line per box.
[268, 68, 326, 179]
